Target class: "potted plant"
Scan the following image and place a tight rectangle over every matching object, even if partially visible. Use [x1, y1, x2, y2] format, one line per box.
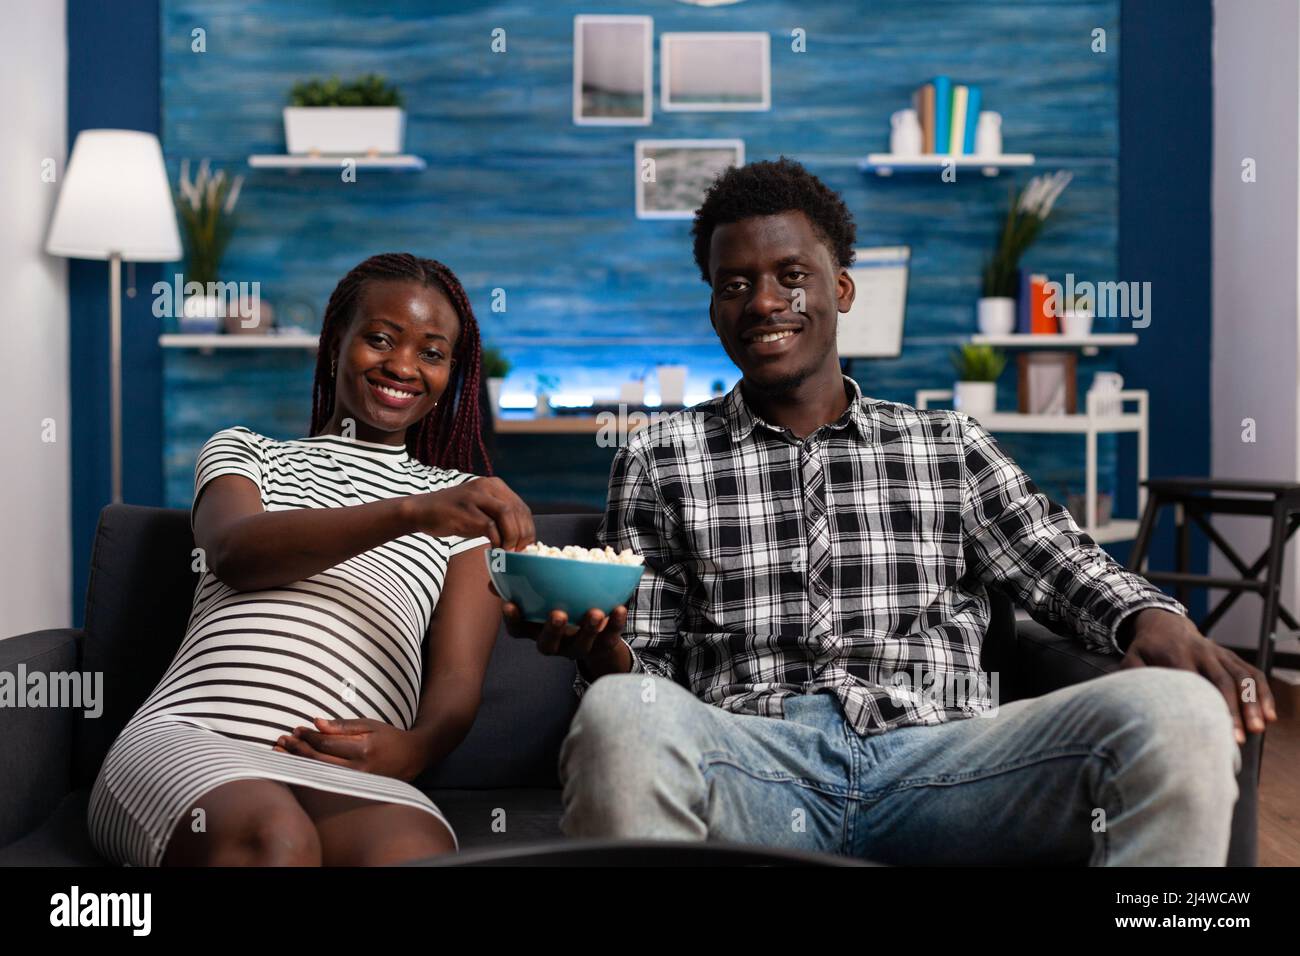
[175, 159, 244, 333]
[481, 346, 510, 414]
[950, 343, 1007, 417]
[283, 74, 405, 155]
[979, 170, 1073, 335]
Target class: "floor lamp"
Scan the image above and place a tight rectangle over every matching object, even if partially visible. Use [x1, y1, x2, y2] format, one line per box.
[46, 130, 181, 503]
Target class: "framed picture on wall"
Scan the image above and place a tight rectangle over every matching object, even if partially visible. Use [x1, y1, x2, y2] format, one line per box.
[635, 139, 745, 220]
[573, 15, 653, 125]
[1017, 351, 1078, 414]
[661, 32, 771, 111]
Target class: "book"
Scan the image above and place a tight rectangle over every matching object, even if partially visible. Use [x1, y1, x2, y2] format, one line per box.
[950, 85, 968, 156]
[1016, 268, 1032, 334]
[1030, 274, 1057, 334]
[932, 75, 951, 153]
[963, 85, 982, 153]
[915, 83, 936, 153]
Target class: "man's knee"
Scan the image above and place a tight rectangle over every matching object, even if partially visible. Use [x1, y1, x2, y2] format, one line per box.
[1098, 668, 1240, 794]
[561, 674, 699, 792]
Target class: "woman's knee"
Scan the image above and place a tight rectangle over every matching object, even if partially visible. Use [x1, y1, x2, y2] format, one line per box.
[163, 780, 322, 867]
[345, 811, 456, 866]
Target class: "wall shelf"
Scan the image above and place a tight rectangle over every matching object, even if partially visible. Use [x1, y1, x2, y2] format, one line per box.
[159, 333, 318, 352]
[247, 154, 426, 171]
[971, 332, 1137, 356]
[859, 153, 1035, 177]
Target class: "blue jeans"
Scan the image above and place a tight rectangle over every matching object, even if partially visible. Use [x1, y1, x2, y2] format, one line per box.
[558, 668, 1241, 865]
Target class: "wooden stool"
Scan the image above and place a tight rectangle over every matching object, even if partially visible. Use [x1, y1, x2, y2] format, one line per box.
[1129, 477, 1300, 676]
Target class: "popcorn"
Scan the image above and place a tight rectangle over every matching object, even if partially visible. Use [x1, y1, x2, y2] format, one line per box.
[522, 541, 644, 566]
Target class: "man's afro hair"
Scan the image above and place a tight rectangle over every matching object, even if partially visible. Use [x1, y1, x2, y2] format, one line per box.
[691, 156, 857, 284]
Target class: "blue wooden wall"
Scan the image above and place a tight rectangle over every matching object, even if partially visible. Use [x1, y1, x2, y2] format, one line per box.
[159, 0, 1122, 512]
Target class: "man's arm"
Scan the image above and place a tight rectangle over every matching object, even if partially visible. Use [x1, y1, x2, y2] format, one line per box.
[954, 411, 1276, 743]
[575, 443, 689, 693]
[954, 411, 1186, 656]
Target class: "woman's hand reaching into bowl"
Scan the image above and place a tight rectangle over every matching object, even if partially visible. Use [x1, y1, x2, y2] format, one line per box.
[407, 477, 535, 550]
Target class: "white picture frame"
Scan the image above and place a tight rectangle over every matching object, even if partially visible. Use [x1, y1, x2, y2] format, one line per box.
[837, 247, 911, 358]
[661, 32, 771, 112]
[573, 15, 653, 126]
[635, 139, 745, 220]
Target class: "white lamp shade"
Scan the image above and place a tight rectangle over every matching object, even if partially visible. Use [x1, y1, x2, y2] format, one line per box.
[46, 129, 182, 261]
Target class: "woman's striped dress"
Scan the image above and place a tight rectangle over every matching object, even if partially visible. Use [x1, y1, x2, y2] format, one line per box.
[88, 426, 487, 866]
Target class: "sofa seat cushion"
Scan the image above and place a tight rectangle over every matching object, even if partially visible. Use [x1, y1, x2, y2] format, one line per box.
[0, 787, 563, 866]
[0, 790, 105, 866]
[427, 788, 564, 850]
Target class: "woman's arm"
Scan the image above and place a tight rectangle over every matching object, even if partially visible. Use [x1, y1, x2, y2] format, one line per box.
[193, 474, 533, 592]
[405, 545, 501, 774]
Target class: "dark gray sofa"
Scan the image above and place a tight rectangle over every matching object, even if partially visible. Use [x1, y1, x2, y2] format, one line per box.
[0, 504, 1261, 865]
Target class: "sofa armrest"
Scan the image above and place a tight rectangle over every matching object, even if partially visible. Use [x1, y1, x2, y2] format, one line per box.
[0, 628, 83, 847]
[1012, 618, 1120, 698]
[1012, 617, 1259, 865]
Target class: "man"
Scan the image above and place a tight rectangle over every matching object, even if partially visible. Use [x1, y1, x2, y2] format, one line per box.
[506, 158, 1276, 865]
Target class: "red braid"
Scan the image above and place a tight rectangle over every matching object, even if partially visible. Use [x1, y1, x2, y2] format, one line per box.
[310, 252, 493, 475]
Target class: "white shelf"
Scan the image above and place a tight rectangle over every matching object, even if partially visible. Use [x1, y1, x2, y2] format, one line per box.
[1088, 520, 1141, 544]
[247, 154, 426, 171]
[974, 411, 1143, 434]
[971, 333, 1137, 350]
[859, 153, 1035, 177]
[159, 333, 318, 349]
[916, 388, 1150, 543]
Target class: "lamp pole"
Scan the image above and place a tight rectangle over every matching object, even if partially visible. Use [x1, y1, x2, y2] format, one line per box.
[109, 251, 122, 503]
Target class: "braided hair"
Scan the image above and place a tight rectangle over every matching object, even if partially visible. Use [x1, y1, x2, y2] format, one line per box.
[309, 253, 492, 475]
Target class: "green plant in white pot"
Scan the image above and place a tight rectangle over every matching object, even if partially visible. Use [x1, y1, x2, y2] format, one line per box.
[284, 74, 405, 155]
[175, 159, 244, 332]
[950, 344, 1007, 417]
[978, 170, 1072, 335]
[481, 346, 510, 415]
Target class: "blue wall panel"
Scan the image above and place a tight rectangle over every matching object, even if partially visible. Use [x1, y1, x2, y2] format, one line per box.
[158, 0, 1124, 512]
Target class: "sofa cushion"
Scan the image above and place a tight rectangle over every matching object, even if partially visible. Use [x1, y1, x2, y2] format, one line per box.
[428, 788, 564, 849]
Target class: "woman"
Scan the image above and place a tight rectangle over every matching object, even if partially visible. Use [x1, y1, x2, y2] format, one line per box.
[88, 253, 535, 866]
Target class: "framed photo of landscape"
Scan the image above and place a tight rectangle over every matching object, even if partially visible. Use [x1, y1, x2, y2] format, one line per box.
[661, 32, 771, 111]
[635, 139, 745, 219]
[574, 15, 653, 125]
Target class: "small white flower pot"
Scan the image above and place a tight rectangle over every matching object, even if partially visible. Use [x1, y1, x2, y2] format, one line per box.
[954, 381, 997, 417]
[977, 297, 1016, 336]
[486, 377, 504, 414]
[1060, 309, 1094, 337]
[180, 294, 223, 334]
[283, 107, 405, 155]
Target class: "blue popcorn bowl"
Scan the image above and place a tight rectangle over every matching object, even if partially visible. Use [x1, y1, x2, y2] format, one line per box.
[485, 548, 644, 624]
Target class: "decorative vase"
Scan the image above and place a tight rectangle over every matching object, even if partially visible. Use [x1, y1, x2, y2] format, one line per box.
[890, 108, 923, 156]
[618, 380, 646, 405]
[535, 392, 552, 418]
[223, 296, 272, 335]
[974, 111, 1003, 156]
[954, 380, 997, 417]
[656, 364, 687, 407]
[977, 297, 1016, 336]
[282, 107, 406, 155]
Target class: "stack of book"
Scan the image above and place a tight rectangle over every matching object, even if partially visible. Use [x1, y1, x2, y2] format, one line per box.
[911, 76, 982, 155]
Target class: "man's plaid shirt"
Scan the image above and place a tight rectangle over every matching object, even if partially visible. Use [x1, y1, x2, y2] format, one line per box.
[582, 376, 1186, 736]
